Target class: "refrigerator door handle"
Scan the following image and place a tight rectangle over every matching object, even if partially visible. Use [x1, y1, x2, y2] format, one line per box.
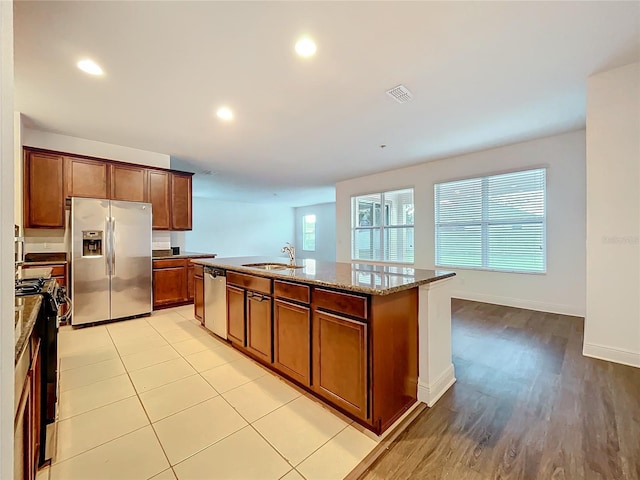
[111, 216, 116, 277]
[105, 216, 111, 276]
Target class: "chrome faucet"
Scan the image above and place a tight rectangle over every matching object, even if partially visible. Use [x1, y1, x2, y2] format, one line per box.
[281, 242, 295, 266]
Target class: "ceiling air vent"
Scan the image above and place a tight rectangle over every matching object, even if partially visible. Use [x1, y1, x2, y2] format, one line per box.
[386, 84, 413, 104]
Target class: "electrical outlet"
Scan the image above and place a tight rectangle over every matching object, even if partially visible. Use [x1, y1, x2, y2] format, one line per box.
[43, 242, 49, 250]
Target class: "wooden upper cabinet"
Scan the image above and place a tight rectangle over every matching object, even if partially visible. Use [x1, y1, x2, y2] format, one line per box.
[110, 164, 148, 202]
[148, 170, 171, 230]
[65, 156, 109, 199]
[23, 148, 193, 231]
[24, 151, 65, 228]
[171, 173, 192, 230]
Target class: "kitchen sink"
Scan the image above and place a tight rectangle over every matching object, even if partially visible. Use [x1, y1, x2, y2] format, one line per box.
[242, 262, 303, 270]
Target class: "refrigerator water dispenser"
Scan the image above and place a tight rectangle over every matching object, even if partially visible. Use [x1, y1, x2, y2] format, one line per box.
[82, 231, 103, 257]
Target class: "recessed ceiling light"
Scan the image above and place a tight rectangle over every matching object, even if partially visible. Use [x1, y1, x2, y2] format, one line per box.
[77, 59, 104, 76]
[216, 107, 233, 121]
[295, 37, 317, 57]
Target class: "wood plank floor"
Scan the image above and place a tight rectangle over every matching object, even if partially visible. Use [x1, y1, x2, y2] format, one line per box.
[358, 299, 640, 480]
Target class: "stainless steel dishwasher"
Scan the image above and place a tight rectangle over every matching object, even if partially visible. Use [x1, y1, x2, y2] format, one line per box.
[204, 266, 227, 339]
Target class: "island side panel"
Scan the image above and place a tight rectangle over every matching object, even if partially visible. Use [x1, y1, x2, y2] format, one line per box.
[371, 287, 419, 433]
[417, 277, 456, 406]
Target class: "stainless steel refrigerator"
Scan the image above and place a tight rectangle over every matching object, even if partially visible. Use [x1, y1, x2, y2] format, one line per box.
[71, 197, 152, 326]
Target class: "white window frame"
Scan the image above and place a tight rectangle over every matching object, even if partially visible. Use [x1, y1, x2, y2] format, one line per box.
[351, 188, 414, 265]
[434, 168, 547, 274]
[301, 214, 316, 251]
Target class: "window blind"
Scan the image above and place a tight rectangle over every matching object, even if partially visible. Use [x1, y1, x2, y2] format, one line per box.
[435, 168, 546, 273]
[352, 188, 414, 263]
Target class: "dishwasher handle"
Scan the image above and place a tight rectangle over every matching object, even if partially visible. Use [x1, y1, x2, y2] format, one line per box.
[205, 267, 226, 279]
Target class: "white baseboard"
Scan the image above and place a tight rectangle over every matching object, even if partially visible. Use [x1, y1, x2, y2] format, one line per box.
[417, 364, 456, 407]
[583, 343, 640, 368]
[451, 290, 585, 317]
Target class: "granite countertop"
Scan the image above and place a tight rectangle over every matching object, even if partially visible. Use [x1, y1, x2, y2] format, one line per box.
[15, 295, 42, 363]
[191, 256, 455, 295]
[152, 251, 217, 260]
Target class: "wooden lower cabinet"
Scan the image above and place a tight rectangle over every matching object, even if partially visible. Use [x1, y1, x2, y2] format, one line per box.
[246, 293, 272, 363]
[273, 299, 311, 386]
[187, 265, 195, 301]
[226, 285, 246, 347]
[14, 372, 33, 480]
[153, 266, 187, 308]
[222, 272, 418, 435]
[312, 310, 369, 421]
[153, 259, 206, 310]
[194, 270, 204, 324]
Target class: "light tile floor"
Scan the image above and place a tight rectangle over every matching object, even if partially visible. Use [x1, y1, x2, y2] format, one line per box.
[37, 305, 378, 480]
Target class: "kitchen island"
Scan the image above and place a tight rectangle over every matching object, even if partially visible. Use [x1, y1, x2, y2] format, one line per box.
[192, 257, 455, 435]
[192, 256, 456, 435]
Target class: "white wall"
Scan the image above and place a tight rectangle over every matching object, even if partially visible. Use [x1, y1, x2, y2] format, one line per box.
[295, 202, 336, 262]
[337, 130, 587, 316]
[19, 129, 172, 251]
[184, 196, 295, 258]
[14, 112, 23, 227]
[22, 128, 170, 168]
[1, 0, 15, 475]
[584, 62, 640, 368]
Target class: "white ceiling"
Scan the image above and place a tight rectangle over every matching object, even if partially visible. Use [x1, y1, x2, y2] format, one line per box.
[14, 1, 640, 206]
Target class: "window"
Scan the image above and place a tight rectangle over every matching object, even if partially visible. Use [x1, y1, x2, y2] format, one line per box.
[351, 188, 414, 263]
[302, 214, 316, 251]
[435, 168, 546, 273]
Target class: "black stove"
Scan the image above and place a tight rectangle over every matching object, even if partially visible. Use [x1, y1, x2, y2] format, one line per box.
[15, 276, 68, 465]
[15, 277, 47, 296]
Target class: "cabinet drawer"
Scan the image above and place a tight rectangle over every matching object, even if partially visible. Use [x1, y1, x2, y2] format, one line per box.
[153, 258, 187, 269]
[50, 265, 66, 277]
[313, 288, 368, 320]
[23, 264, 65, 277]
[227, 271, 271, 295]
[192, 264, 204, 277]
[274, 280, 310, 304]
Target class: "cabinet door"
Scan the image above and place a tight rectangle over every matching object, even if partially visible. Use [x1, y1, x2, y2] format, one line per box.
[153, 266, 188, 308]
[148, 170, 171, 230]
[247, 293, 272, 363]
[170, 173, 192, 230]
[65, 157, 109, 199]
[274, 300, 310, 386]
[30, 339, 42, 471]
[110, 164, 148, 202]
[313, 310, 368, 420]
[24, 151, 65, 228]
[14, 373, 33, 480]
[194, 274, 204, 324]
[187, 265, 195, 301]
[226, 285, 246, 347]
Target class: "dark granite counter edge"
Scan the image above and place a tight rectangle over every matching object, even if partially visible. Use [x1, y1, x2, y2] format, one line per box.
[190, 260, 456, 296]
[15, 296, 42, 363]
[152, 253, 217, 260]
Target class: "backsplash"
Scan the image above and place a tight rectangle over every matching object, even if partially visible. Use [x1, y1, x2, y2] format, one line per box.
[24, 211, 70, 253]
[24, 209, 171, 253]
[152, 230, 171, 249]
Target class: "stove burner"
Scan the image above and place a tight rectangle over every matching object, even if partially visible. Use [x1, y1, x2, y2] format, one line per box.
[16, 277, 45, 287]
[15, 277, 46, 296]
[16, 285, 42, 295]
